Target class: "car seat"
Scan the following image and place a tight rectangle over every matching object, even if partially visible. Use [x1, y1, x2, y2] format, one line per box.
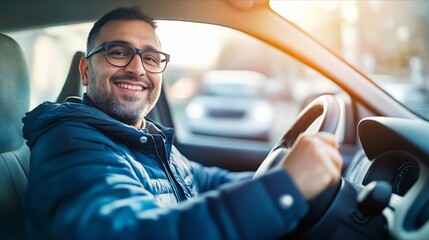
[0, 33, 31, 239]
[57, 51, 85, 102]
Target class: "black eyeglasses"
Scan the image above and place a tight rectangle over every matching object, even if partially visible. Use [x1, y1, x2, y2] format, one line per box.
[86, 42, 170, 73]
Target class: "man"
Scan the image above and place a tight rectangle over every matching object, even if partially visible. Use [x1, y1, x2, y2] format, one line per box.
[22, 7, 342, 239]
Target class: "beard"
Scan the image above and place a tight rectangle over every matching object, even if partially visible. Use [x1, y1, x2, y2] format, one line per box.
[86, 70, 160, 126]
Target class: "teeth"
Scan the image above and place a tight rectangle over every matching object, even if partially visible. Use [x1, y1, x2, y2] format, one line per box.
[117, 83, 143, 91]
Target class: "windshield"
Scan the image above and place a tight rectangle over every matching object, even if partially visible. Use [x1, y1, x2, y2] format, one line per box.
[270, 0, 429, 120]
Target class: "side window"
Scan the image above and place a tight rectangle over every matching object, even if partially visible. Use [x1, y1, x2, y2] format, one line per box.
[8, 21, 339, 146]
[158, 21, 339, 144]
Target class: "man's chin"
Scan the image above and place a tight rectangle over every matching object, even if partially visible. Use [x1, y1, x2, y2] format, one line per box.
[117, 99, 146, 111]
[108, 108, 142, 126]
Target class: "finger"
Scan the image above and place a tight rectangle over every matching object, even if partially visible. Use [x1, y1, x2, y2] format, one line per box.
[316, 132, 339, 149]
[321, 153, 342, 186]
[311, 137, 343, 185]
[309, 133, 343, 171]
[324, 143, 343, 172]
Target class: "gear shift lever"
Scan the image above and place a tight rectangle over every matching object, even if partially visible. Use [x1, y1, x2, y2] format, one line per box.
[353, 181, 392, 223]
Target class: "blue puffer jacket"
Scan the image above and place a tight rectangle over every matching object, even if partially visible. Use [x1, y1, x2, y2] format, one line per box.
[22, 95, 308, 240]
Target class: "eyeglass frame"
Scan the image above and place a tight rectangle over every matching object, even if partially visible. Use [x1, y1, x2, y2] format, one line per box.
[85, 41, 170, 73]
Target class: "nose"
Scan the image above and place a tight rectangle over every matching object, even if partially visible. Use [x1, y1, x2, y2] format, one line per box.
[124, 54, 146, 76]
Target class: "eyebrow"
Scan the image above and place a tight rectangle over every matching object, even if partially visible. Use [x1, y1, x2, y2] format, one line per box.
[108, 40, 160, 52]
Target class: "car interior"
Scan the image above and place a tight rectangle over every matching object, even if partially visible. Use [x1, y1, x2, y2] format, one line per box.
[0, 33, 30, 239]
[56, 51, 85, 103]
[1, 0, 429, 239]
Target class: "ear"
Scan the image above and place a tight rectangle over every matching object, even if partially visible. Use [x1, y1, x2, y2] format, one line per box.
[79, 57, 89, 86]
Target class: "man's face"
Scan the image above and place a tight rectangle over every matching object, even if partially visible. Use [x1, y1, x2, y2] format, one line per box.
[80, 20, 163, 128]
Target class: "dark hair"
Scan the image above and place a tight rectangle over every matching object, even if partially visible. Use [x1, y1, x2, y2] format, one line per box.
[87, 6, 157, 53]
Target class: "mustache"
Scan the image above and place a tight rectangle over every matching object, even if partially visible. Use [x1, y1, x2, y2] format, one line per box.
[110, 74, 153, 89]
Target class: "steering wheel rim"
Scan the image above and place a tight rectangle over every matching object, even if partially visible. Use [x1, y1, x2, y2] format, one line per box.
[254, 94, 341, 179]
[275, 94, 340, 150]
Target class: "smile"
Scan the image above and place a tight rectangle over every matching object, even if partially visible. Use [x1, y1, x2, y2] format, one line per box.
[117, 83, 144, 91]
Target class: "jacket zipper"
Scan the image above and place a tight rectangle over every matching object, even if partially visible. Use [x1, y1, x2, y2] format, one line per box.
[150, 135, 184, 203]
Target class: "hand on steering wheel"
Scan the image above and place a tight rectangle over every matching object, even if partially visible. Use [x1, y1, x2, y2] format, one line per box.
[254, 95, 342, 232]
[253, 94, 342, 186]
[283, 132, 342, 199]
[253, 94, 344, 233]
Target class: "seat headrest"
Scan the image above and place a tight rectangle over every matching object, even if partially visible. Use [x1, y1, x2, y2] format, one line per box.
[0, 34, 30, 152]
[57, 51, 84, 102]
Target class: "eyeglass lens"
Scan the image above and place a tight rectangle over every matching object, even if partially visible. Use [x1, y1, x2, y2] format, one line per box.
[106, 44, 167, 73]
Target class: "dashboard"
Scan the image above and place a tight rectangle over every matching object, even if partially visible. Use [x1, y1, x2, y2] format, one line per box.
[347, 150, 419, 197]
[357, 117, 429, 239]
[289, 117, 429, 240]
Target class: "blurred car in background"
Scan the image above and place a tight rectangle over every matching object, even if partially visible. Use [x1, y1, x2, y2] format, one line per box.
[185, 70, 274, 140]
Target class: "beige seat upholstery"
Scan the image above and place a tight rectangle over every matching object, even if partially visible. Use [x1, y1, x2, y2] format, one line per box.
[0, 33, 30, 239]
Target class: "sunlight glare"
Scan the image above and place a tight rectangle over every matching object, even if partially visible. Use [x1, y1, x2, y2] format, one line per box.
[156, 21, 226, 69]
[269, 1, 340, 29]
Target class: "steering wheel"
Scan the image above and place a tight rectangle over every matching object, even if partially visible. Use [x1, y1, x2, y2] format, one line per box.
[253, 94, 341, 179]
[252, 94, 342, 235]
